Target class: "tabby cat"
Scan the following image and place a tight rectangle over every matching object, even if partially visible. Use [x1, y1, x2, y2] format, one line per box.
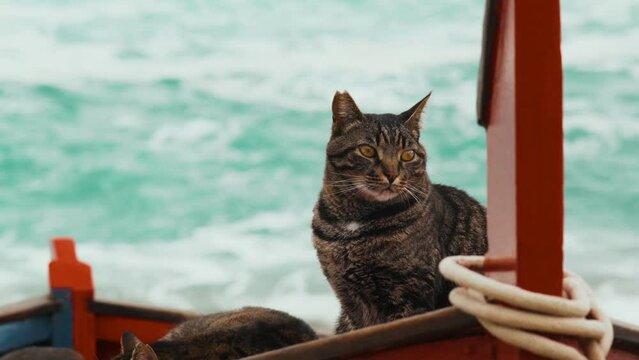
[112, 307, 317, 360]
[312, 91, 487, 333]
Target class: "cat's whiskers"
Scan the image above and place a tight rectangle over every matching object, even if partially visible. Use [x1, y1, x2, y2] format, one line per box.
[324, 170, 362, 178]
[398, 190, 412, 207]
[407, 183, 430, 198]
[330, 185, 364, 194]
[329, 178, 363, 184]
[327, 179, 367, 196]
[402, 186, 421, 203]
[326, 177, 367, 188]
[405, 186, 423, 198]
[332, 187, 364, 196]
[404, 182, 428, 200]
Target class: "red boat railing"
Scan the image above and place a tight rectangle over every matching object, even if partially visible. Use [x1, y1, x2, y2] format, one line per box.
[48, 238, 191, 359]
[0, 238, 190, 359]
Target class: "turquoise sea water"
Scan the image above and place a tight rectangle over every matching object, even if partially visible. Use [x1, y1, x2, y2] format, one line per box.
[0, 1, 637, 330]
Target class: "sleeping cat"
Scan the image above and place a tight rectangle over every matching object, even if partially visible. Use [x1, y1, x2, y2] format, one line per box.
[112, 307, 317, 360]
[312, 91, 487, 333]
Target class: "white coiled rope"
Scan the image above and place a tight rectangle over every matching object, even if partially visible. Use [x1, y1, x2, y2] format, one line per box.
[439, 256, 613, 360]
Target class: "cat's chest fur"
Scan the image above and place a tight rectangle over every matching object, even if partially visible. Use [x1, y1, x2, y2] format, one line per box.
[312, 190, 444, 252]
[312, 185, 486, 332]
[312, 198, 444, 291]
[312, 228, 438, 291]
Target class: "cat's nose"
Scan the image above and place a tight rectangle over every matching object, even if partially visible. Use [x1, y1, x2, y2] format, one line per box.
[385, 174, 397, 184]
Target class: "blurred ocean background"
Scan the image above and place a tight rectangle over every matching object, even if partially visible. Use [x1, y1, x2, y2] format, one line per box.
[0, 0, 637, 331]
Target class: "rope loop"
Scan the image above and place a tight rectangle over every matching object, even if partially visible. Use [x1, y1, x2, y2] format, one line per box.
[439, 256, 613, 360]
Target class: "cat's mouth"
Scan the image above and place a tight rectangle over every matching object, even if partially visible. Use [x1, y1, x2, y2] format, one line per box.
[361, 186, 401, 202]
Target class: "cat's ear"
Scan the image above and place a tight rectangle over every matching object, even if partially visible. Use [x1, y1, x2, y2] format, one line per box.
[400, 92, 431, 139]
[132, 343, 159, 360]
[121, 331, 142, 354]
[332, 91, 364, 135]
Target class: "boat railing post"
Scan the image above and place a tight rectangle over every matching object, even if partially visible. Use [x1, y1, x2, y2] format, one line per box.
[49, 237, 96, 359]
[482, 0, 564, 358]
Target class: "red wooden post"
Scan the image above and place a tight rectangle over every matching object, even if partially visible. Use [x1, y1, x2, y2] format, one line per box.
[513, 0, 564, 297]
[483, 0, 564, 358]
[49, 238, 96, 359]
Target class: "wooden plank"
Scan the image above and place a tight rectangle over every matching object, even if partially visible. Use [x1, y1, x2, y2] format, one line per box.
[0, 347, 83, 360]
[513, 0, 564, 297]
[48, 238, 93, 292]
[89, 300, 194, 324]
[483, 0, 564, 359]
[352, 335, 495, 360]
[612, 321, 639, 355]
[477, 0, 502, 128]
[49, 238, 96, 359]
[97, 341, 123, 360]
[50, 289, 73, 348]
[0, 317, 51, 355]
[0, 297, 59, 324]
[608, 348, 639, 360]
[485, 0, 564, 293]
[90, 298, 193, 358]
[244, 307, 482, 360]
[95, 315, 177, 344]
[485, 0, 517, 286]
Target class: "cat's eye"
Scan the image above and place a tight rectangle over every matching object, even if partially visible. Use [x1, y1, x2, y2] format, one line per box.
[401, 150, 415, 162]
[359, 145, 376, 158]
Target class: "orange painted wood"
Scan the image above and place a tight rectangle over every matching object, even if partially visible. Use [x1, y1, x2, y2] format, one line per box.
[49, 238, 96, 359]
[94, 315, 177, 359]
[95, 315, 175, 344]
[351, 335, 496, 360]
[49, 238, 93, 292]
[72, 290, 96, 359]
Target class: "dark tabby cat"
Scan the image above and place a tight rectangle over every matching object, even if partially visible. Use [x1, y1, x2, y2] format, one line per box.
[312, 91, 487, 333]
[112, 307, 317, 360]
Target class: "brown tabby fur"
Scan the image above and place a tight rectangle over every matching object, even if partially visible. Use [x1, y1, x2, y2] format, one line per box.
[312, 91, 487, 333]
[112, 307, 317, 360]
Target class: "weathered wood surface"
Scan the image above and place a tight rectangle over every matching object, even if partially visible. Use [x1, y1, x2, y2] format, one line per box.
[0, 297, 59, 324]
[89, 299, 195, 324]
[245, 307, 482, 360]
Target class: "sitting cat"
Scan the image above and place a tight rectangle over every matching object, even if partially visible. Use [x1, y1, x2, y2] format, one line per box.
[112, 307, 317, 360]
[312, 91, 487, 333]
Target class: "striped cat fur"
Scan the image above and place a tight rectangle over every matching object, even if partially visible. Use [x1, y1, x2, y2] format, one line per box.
[312, 91, 487, 333]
